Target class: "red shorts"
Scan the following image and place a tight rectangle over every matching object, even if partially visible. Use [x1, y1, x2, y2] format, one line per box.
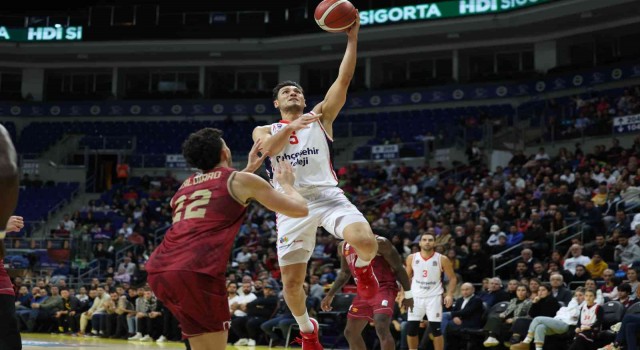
[148, 271, 229, 339]
[347, 287, 398, 321]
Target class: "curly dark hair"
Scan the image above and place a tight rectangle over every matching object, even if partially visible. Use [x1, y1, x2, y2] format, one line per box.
[182, 128, 224, 171]
[272, 80, 304, 101]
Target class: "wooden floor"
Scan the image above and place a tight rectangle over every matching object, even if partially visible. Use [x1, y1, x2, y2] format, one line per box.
[21, 333, 275, 350]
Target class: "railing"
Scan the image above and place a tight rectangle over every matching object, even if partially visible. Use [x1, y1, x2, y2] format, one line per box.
[551, 221, 584, 249]
[492, 241, 526, 277]
[75, 259, 100, 287]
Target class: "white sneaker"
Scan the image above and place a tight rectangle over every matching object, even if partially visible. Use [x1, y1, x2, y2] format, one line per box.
[90, 330, 98, 335]
[247, 339, 256, 346]
[140, 335, 153, 342]
[234, 338, 249, 346]
[156, 335, 168, 343]
[128, 332, 143, 341]
[610, 322, 621, 333]
[484, 337, 500, 347]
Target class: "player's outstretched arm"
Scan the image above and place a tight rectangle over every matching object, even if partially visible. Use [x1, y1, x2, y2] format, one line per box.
[312, 13, 359, 125]
[322, 241, 351, 311]
[0, 124, 19, 232]
[230, 160, 308, 218]
[252, 114, 321, 157]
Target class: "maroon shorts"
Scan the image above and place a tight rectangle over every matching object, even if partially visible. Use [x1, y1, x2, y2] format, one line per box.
[148, 271, 229, 339]
[347, 287, 398, 321]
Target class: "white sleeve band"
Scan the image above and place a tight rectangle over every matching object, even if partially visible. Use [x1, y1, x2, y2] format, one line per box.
[404, 290, 413, 299]
[0, 230, 5, 239]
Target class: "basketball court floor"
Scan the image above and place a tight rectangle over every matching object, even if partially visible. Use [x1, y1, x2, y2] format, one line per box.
[21, 333, 276, 350]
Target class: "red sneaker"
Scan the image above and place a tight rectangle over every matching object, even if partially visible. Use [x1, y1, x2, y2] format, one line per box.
[291, 318, 323, 350]
[353, 264, 379, 299]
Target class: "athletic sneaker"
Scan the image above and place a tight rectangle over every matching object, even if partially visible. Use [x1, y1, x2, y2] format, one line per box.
[156, 335, 168, 343]
[598, 344, 621, 350]
[234, 338, 249, 346]
[140, 335, 153, 342]
[353, 265, 379, 299]
[510, 342, 531, 350]
[610, 322, 621, 333]
[247, 339, 256, 346]
[483, 336, 500, 347]
[291, 318, 323, 350]
[128, 332, 142, 341]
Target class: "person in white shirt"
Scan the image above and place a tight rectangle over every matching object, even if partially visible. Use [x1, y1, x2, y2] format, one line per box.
[560, 169, 575, 184]
[486, 225, 504, 247]
[511, 288, 586, 350]
[534, 148, 550, 161]
[564, 244, 591, 275]
[629, 224, 640, 246]
[235, 246, 252, 264]
[230, 282, 257, 317]
[62, 214, 76, 231]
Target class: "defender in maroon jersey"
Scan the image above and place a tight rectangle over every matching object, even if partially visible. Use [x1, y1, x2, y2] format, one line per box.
[0, 123, 21, 350]
[147, 128, 308, 350]
[321, 236, 414, 350]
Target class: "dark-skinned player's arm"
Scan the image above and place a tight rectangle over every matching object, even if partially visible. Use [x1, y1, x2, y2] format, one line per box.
[321, 241, 352, 311]
[311, 13, 360, 130]
[378, 239, 413, 310]
[441, 255, 457, 308]
[230, 159, 308, 218]
[0, 124, 19, 259]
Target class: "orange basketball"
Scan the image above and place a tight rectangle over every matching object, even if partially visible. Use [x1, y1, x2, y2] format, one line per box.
[314, 0, 357, 33]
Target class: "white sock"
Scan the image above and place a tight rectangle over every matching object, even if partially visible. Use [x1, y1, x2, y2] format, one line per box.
[294, 311, 314, 334]
[354, 257, 371, 268]
[535, 347, 542, 350]
[523, 336, 532, 344]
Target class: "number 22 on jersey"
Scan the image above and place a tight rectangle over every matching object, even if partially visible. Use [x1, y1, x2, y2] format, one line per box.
[172, 189, 212, 223]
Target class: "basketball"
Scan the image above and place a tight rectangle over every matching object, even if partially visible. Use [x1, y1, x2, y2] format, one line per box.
[314, 0, 357, 33]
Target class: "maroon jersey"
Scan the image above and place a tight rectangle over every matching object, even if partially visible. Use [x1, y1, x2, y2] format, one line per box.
[147, 167, 247, 278]
[0, 263, 14, 296]
[344, 237, 398, 291]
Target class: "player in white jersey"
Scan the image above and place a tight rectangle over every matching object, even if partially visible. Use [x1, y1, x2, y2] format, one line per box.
[405, 232, 457, 350]
[252, 14, 378, 350]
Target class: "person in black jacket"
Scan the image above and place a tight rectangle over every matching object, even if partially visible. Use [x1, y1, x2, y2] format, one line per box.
[510, 283, 560, 344]
[550, 273, 572, 305]
[231, 283, 278, 346]
[54, 288, 80, 333]
[444, 283, 484, 350]
[462, 242, 489, 283]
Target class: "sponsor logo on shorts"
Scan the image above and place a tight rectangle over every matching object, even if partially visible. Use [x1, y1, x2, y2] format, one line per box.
[351, 307, 358, 313]
[381, 300, 388, 307]
[279, 236, 289, 244]
[223, 321, 231, 330]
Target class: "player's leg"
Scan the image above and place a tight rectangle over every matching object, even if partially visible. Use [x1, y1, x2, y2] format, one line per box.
[373, 314, 395, 350]
[0, 294, 21, 350]
[281, 261, 314, 332]
[344, 318, 369, 350]
[188, 331, 228, 350]
[406, 297, 426, 350]
[426, 296, 444, 350]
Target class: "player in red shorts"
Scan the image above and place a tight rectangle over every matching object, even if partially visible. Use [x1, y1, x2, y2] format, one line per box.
[146, 128, 308, 350]
[321, 235, 414, 350]
[0, 123, 22, 350]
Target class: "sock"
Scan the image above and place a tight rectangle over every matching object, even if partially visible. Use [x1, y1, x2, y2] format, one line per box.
[294, 311, 314, 334]
[536, 347, 543, 350]
[523, 336, 532, 344]
[354, 257, 371, 268]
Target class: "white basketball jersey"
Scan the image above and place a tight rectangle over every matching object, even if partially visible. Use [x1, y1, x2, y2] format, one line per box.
[579, 303, 599, 328]
[265, 114, 338, 191]
[411, 252, 444, 298]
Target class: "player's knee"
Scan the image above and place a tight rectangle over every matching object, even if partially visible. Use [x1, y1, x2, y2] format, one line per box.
[374, 324, 392, 340]
[406, 321, 421, 337]
[429, 322, 442, 337]
[344, 326, 359, 340]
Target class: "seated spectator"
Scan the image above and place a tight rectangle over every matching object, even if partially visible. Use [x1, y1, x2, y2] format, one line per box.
[616, 283, 636, 309]
[564, 244, 591, 275]
[479, 277, 511, 307]
[550, 273, 573, 305]
[625, 267, 639, 297]
[585, 252, 608, 280]
[571, 265, 592, 289]
[79, 286, 110, 336]
[532, 262, 550, 282]
[128, 288, 163, 342]
[615, 234, 640, 267]
[510, 283, 560, 345]
[118, 257, 136, 276]
[511, 287, 585, 350]
[568, 289, 603, 350]
[54, 288, 80, 334]
[114, 267, 131, 284]
[443, 283, 484, 350]
[600, 269, 620, 300]
[483, 283, 532, 347]
[232, 283, 278, 346]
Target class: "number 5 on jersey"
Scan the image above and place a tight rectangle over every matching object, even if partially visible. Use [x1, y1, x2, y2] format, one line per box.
[172, 189, 212, 223]
[289, 131, 299, 145]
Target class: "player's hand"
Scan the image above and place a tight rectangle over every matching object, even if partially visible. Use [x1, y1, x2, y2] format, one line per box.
[346, 10, 360, 39]
[321, 294, 334, 311]
[244, 138, 269, 173]
[444, 295, 454, 309]
[289, 113, 321, 132]
[274, 159, 296, 187]
[6, 216, 24, 233]
[402, 297, 414, 312]
[453, 317, 462, 325]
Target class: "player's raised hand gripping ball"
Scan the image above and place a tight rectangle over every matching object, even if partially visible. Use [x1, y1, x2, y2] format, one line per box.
[314, 0, 358, 33]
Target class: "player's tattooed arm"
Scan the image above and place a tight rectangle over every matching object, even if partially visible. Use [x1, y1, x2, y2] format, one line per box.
[321, 242, 351, 311]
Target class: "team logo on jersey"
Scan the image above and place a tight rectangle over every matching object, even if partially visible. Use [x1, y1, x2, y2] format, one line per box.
[433, 261, 437, 266]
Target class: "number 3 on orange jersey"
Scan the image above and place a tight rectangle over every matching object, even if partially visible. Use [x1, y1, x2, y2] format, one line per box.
[172, 189, 212, 223]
